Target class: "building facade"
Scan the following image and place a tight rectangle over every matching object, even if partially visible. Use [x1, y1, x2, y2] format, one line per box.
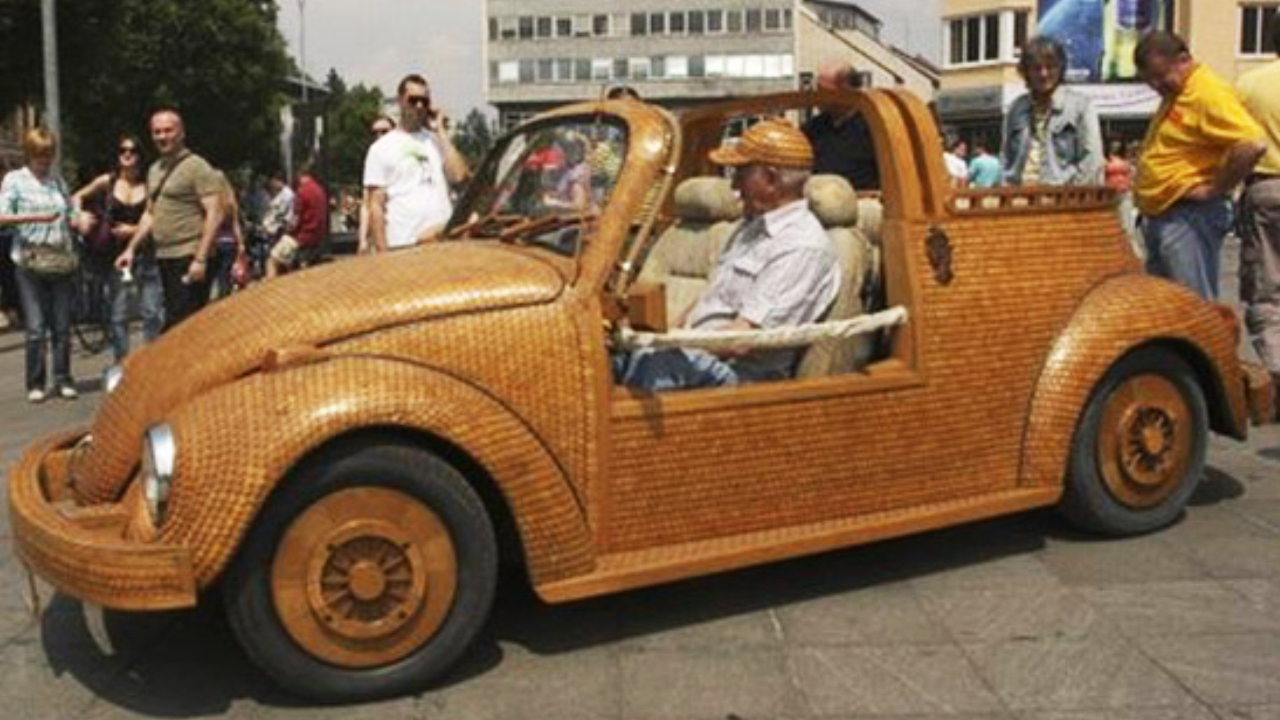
[938, 0, 1279, 145]
[484, 0, 939, 130]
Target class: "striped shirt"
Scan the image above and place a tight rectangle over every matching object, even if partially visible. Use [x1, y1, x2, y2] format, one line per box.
[0, 167, 73, 264]
[688, 199, 841, 379]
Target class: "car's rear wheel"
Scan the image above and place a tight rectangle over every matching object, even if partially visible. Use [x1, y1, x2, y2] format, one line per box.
[1059, 347, 1208, 536]
[223, 441, 497, 702]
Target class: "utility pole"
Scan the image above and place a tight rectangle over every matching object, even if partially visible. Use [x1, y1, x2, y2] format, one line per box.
[40, 0, 61, 152]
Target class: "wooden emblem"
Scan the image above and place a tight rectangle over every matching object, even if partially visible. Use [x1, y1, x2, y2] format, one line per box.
[926, 226, 954, 285]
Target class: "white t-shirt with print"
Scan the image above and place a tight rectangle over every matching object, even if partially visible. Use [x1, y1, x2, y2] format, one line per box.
[362, 129, 452, 249]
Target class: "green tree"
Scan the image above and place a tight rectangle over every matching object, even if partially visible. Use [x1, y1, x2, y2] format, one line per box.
[452, 109, 498, 168]
[0, 0, 291, 180]
[316, 70, 385, 189]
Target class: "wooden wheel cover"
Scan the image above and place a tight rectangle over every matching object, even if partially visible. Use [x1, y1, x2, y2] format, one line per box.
[271, 487, 458, 668]
[1096, 373, 1194, 509]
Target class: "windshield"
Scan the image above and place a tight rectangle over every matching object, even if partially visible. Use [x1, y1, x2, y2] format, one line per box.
[450, 117, 629, 239]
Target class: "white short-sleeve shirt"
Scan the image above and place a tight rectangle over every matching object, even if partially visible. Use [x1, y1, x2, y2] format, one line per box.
[363, 129, 452, 249]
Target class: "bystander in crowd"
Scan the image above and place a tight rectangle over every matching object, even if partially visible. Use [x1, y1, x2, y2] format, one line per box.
[1133, 31, 1267, 300]
[0, 129, 79, 402]
[1235, 13, 1280, 400]
[1002, 36, 1104, 187]
[267, 161, 329, 278]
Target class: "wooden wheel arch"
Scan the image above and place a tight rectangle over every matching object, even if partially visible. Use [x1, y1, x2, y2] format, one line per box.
[1020, 274, 1249, 489]
[158, 356, 596, 594]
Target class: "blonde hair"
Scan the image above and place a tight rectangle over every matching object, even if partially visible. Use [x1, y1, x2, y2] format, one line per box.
[22, 128, 57, 159]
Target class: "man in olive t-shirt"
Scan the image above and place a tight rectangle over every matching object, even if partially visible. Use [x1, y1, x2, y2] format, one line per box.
[117, 109, 224, 330]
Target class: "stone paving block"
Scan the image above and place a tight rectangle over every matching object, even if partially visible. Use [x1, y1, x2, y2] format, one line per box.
[1036, 536, 1204, 586]
[420, 644, 622, 720]
[788, 644, 1005, 717]
[0, 634, 105, 720]
[1213, 706, 1280, 720]
[917, 586, 1111, 643]
[1079, 581, 1280, 638]
[1176, 536, 1280, 580]
[965, 637, 1199, 711]
[1017, 708, 1219, 720]
[774, 582, 951, 647]
[1223, 580, 1280, 622]
[1215, 501, 1280, 535]
[620, 648, 793, 720]
[1139, 633, 1280, 706]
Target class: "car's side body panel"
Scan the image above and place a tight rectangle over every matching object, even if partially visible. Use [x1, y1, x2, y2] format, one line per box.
[158, 356, 596, 588]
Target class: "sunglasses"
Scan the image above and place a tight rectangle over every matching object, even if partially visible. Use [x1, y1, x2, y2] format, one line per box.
[119, 146, 139, 155]
[405, 95, 431, 108]
[371, 127, 391, 137]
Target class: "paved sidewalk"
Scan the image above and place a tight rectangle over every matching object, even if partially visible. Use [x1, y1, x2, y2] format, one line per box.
[0, 242, 1278, 720]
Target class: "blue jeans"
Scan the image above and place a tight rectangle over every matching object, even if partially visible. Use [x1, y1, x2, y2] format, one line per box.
[15, 267, 74, 390]
[615, 348, 742, 392]
[109, 251, 164, 362]
[1143, 199, 1232, 300]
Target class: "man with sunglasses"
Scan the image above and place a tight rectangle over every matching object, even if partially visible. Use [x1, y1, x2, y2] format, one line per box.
[363, 74, 469, 253]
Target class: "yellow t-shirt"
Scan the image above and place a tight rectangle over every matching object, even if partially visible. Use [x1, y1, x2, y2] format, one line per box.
[1236, 59, 1280, 177]
[1135, 64, 1265, 217]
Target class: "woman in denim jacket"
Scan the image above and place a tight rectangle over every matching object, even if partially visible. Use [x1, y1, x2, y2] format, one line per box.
[1001, 36, 1105, 187]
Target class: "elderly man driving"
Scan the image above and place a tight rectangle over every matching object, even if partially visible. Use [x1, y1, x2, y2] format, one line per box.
[618, 119, 841, 392]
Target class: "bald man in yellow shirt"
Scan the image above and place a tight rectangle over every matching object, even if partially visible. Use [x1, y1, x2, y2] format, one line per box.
[1236, 13, 1280, 401]
[1134, 32, 1267, 300]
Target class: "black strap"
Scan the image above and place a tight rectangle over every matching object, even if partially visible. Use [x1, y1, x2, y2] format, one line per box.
[149, 151, 193, 204]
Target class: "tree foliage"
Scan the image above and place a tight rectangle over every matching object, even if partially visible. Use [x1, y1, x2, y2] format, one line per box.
[452, 109, 498, 169]
[0, 0, 291, 180]
[315, 70, 385, 189]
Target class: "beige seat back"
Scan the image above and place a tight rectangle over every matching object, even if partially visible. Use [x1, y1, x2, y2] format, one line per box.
[636, 177, 741, 320]
[795, 174, 878, 378]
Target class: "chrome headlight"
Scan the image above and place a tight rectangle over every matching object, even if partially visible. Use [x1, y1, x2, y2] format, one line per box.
[141, 424, 176, 525]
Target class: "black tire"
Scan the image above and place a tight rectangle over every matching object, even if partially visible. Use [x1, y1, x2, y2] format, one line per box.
[1059, 347, 1208, 536]
[223, 440, 498, 702]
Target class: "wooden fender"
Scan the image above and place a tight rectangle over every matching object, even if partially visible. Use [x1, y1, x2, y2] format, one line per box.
[1020, 274, 1248, 488]
[157, 355, 596, 591]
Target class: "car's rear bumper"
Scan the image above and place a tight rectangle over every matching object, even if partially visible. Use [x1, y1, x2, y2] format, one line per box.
[1242, 361, 1276, 425]
[7, 429, 197, 611]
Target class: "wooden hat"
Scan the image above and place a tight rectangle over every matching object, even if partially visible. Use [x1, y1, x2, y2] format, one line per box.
[709, 119, 814, 169]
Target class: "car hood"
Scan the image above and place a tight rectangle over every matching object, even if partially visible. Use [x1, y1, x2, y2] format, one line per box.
[73, 242, 566, 503]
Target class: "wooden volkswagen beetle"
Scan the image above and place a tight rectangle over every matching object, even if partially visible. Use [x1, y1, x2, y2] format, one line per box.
[9, 90, 1275, 702]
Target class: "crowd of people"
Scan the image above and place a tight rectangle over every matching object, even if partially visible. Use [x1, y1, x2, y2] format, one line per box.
[2, 22, 1279, 404]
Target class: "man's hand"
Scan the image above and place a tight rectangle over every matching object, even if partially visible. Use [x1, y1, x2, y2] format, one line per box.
[185, 257, 208, 283]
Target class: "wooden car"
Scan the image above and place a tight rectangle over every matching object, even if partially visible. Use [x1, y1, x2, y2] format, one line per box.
[9, 90, 1275, 702]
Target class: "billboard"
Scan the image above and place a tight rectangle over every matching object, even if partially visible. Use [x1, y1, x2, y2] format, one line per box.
[1036, 0, 1174, 82]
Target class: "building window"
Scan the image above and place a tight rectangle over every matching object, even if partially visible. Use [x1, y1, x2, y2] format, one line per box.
[557, 58, 574, 81]
[614, 57, 629, 79]
[518, 16, 534, 40]
[689, 55, 706, 78]
[574, 14, 592, 36]
[727, 9, 743, 32]
[497, 61, 518, 84]
[488, 18, 497, 41]
[651, 56, 666, 78]
[667, 55, 689, 78]
[689, 10, 705, 34]
[630, 57, 651, 80]
[575, 58, 592, 81]
[500, 17, 517, 40]
[593, 14, 610, 36]
[650, 12, 666, 34]
[519, 59, 535, 82]
[947, 13, 1002, 66]
[746, 9, 762, 32]
[631, 13, 647, 36]
[1241, 5, 1279, 54]
[593, 58, 612, 80]
[1014, 10, 1030, 53]
[536, 16, 552, 38]
[707, 55, 726, 77]
[784, 9, 793, 29]
[556, 17, 572, 37]
[765, 8, 782, 31]
[670, 11, 686, 34]
[536, 58, 554, 81]
[707, 10, 724, 32]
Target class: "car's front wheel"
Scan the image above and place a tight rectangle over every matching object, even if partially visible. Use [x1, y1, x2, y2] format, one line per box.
[1059, 347, 1209, 536]
[223, 440, 497, 702]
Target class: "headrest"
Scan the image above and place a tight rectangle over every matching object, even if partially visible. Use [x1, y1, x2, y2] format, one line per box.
[674, 177, 742, 223]
[805, 174, 860, 228]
